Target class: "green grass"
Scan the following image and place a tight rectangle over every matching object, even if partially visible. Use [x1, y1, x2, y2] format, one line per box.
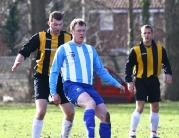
[0, 102, 179, 138]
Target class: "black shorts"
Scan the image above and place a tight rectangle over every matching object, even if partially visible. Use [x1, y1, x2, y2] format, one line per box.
[34, 72, 69, 104]
[134, 76, 161, 103]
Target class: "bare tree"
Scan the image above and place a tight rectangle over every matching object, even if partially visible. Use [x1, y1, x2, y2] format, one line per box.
[46, 0, 82, 31]
[164, 0, 179, 100]
[140, 0, 151, 25]
[127, 0, 134, 49]
[1, 0, 21, 55]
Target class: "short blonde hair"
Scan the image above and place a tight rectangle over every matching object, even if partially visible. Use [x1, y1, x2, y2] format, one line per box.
[141, 24, 153, 33]
[70, 18, 86, 30]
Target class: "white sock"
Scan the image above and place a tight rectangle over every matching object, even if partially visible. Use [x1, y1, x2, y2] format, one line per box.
[150, 132, 158, 137]
[150, 112, 159, 133]
[32, 118, 44, 138]
[130, 111, 141, 133]
[61, 119, 73, 138]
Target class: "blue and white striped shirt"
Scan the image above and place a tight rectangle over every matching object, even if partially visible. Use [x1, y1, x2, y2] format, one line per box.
[49, 41, 120, 95]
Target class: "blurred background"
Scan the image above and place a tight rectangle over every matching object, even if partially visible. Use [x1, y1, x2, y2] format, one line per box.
[0, 0, 178, 102]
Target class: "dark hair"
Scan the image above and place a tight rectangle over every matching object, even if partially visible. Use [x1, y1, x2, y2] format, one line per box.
[49, 11, 63, 22]
[141, 24, 153, 33]
[70, 18, 86, 30]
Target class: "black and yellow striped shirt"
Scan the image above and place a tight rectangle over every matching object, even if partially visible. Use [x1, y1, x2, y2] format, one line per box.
[125, 40, 172, 82]
[19, 29, 72, 76]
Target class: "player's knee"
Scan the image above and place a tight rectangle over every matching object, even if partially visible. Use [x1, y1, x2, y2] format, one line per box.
[65, 110, 75, 121]
[84, 99, 96, 109]
[105, 112, 111, 124]
[68, 111, 75, 119]
[36, 111, 46, 120]
[151, 106, 159, 112]
[136, 107, 144, 113]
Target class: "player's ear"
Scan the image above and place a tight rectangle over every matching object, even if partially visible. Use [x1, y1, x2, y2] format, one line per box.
[47, 21, 50, 26]
[70, 29, 74, 35]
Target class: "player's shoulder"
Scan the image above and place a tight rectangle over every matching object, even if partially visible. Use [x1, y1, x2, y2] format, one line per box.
[151, 40, 162, 48]
[62, 41, 72, 48]
[155, 43, 164, 51]
[133, 44, 140, 48]
[38, 30, 46, 37]
[84, 43, 96, 51]
[85, 43, 92, 47]
[39, 30, 48, 35]
[131, 45, 140, 52]
[156, 43, 162, 47]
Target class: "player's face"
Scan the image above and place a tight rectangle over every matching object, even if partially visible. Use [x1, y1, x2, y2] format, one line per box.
[141, 28, 153, 45]
[48, 18, 63, 35]
[71, 23, 86, 45]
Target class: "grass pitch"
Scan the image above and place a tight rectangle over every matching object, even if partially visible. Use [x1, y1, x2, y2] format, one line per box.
[0, 102, 179, 138]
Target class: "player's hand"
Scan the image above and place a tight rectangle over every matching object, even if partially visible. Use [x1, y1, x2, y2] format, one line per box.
[165, 74, 172, 84]
[52, 94, 61, 105]
[12, 62, 20, 71]
[117, 84, 125, 93]
[12, 54, 25, 71]
[127, 82, 134, 93]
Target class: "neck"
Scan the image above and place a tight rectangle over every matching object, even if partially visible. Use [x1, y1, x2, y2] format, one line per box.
[143, 41, 152, 47]
[50, 29, 60, 36]
[50, 32, 59, 36]
[72, 40, 83, 45]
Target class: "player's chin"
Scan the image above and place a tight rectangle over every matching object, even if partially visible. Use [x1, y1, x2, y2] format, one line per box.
[55, 31, 60, 34]
[55, 102, 60, 105]
[54, 101, 59, 105]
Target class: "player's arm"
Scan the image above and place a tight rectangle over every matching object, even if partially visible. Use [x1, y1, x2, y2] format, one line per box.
[49, 46, 65, 105]
[12, 54, 25, 71]
[12, 33, 40, 71]
[162, 49, 172, 83]
[125, 48, 136, 82]
[93, 48, 125, 92]
[162, 47, 172, 75]
[49, 46, 64, 95]
[162, 47, 172, 84]
[125, 48, 136, 93]
[127, 82, 135, 93]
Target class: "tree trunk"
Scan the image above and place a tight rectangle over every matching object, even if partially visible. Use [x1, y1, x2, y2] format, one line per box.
[127, 0, 134, 49]
[26, 0, 46, 101]
[140, 0, 150, 25]
[164, 0, 179, 100]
